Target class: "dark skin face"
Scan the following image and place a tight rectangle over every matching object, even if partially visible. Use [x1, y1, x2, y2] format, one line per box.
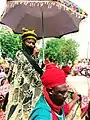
[24, 39, 36, 48]
[47, 83, 68, 106]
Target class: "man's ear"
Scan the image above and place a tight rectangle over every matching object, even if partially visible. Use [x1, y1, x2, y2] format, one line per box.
[47, 88, 54, 95]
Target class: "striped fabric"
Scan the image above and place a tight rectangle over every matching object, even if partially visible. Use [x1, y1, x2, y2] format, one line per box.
[22, 28, 37, 41]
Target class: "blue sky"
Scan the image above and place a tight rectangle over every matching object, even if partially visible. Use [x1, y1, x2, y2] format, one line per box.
[0, 0, 90, 58]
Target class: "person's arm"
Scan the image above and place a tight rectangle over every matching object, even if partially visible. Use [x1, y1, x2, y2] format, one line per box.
[68, 92, 80, 111]
[63, 92, 80, 115]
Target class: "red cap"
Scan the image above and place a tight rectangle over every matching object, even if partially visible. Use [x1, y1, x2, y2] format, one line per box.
[41, 63, 66, 88]
[62, 66, 71, 74]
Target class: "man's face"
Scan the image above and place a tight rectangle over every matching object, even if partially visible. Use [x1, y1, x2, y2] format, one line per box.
[48, 83, 68, 106]
[24, 39, 36, 48]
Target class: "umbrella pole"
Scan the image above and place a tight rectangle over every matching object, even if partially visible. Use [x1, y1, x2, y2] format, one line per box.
[42, 38, 44, 63]
[41, 11, 45, 63]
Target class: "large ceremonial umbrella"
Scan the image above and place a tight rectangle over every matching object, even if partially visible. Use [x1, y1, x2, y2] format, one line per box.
[0, 0, 88, 39]
[0, 0, 88, 61]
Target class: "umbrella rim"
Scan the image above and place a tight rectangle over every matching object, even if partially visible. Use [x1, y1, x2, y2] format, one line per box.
[0, 19, 82, 39]
[6, 0, 87, 19]
[0, 22, 79, 39]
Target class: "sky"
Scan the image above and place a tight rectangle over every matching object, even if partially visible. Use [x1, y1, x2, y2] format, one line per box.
[65, 0, 90, 59]
[0, 0, 90, 59]
[0, 0, 6, 16]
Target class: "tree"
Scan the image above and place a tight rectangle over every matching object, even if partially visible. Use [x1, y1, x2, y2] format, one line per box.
[0, 25, 21, 59]
[39, 37, 79, 65]
[59, 38, 79, 64]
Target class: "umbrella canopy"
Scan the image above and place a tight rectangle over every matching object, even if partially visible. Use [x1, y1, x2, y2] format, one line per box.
[0, 0, 88, 39]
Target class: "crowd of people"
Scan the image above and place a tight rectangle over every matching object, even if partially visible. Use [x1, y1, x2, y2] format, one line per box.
[0, 28, 90, 120]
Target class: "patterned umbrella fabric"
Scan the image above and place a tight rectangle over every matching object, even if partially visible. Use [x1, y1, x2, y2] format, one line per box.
[0, 0, 88, 39]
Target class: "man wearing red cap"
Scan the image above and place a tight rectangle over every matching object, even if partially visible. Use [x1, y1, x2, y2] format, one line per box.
[30, 63, 80, 120]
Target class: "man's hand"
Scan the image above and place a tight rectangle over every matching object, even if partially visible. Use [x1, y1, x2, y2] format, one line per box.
[72, 92, 80, 102]
[68, 92, 81, 113]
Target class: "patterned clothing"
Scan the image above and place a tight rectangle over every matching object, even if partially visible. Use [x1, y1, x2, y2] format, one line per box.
[66, 94, 82, 120]
[66, 81, 82, 120]
[6, 51, 42, 120]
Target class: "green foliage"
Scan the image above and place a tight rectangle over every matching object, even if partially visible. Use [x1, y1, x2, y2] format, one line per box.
[39, 37, 79, 65]
[60, 39, 79, 64]
[0, 26, 21, 59]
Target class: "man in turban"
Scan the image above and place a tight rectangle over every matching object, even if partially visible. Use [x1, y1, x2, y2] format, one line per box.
[7, 28, 42, 120]
[30, 63, 80, 120]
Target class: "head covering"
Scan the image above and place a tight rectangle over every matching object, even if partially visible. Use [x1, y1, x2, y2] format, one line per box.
[62, 65, 71, 76]
[22, 28, 37, 41]
[41, 63, 66, 88]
